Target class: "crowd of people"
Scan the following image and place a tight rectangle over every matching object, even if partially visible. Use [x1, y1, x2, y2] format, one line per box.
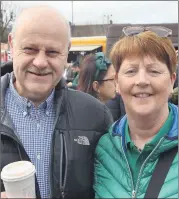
[1, 4, 178, 199]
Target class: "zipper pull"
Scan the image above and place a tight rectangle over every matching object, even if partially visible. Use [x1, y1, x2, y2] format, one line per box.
[132, 190, 136, 199]
[61, 188, 65, 199]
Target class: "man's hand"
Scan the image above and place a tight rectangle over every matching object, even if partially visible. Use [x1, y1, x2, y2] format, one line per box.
[1, 192, 7, 198]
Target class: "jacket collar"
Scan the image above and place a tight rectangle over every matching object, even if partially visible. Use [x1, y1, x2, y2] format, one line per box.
[112, 103, 178, 140]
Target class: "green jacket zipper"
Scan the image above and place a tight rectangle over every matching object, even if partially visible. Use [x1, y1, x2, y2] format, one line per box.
[121, 136, 165, 198]
[134, 137, 165, 198]
[120, 138, 135, 198]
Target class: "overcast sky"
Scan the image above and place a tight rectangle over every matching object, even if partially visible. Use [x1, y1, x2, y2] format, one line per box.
[13, 1, 178, 25]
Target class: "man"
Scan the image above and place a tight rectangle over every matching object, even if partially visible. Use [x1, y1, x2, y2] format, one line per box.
[1, 5, 113, 199]
[1, 61, 13, 76]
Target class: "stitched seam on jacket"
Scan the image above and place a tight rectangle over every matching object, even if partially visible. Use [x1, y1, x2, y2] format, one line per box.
[97, 144, 131, 193]
[96, 178, 116, 198]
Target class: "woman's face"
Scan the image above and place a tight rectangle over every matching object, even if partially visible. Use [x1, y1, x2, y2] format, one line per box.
[116, 55, 176, 116]
[98, 64, 116, 103]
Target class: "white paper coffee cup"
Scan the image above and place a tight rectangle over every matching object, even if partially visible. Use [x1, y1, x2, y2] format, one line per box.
[1, 161, 36, 198]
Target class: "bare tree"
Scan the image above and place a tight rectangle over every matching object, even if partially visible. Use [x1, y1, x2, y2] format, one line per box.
[0, 1, 20, 42]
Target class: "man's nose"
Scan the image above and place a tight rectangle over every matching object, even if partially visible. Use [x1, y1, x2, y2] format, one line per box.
[32, 50, 48, 68]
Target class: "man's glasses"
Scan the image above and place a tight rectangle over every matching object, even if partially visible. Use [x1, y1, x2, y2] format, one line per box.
[122, 26, 172, 37]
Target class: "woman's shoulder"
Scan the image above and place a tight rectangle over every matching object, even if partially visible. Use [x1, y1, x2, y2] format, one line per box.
[97, 116, 126, 146]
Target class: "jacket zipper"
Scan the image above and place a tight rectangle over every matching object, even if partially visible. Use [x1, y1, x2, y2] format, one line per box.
[60, 132, 68, 199]
[134, 137, 165, 198]
[49, 129, 57, 199]
[49, 89, 67, 198]
[60, 132, 64, 198]
[121, 136, 165, 198]
[120, 138, 135, 198]
[60, 90, 70, 199]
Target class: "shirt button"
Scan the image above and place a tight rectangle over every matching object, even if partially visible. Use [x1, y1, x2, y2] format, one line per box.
[37, 154, 40, 160]
[46, 111, 49, 116]
[27, 102, 31, 107]
[23, 111, 27, 117]
[37, 123, 40, 130]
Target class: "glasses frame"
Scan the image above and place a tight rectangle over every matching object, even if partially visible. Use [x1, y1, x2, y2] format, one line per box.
[97, 78, 115, 82]
[122, 25, 172, 37]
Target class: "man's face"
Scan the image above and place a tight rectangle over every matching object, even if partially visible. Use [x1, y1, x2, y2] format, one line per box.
[9, 12, 69, 103]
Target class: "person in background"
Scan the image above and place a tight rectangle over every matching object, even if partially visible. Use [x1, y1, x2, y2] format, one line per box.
[63, 62, 75, 83]
[67, 55, 83, 89]
[170, 49, 178, 105]
[105, 92, 126, 121]
[94, 26, 178, 198]
[173, 49, 178, 88]
[1, 5, 113, 199]
[171, 86, 178, 105]
[78, 52, 116, 103]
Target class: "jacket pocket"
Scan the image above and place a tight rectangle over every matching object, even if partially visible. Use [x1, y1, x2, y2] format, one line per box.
[63, 129, 103, 198]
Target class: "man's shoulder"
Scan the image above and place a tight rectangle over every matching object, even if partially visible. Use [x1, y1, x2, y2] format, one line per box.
[1, 73, 11, 89]
[65, 88, 110, 119]
[64, 88, 113, 131]
[1, 61, 13, 76]
[66, 88, 104, 107]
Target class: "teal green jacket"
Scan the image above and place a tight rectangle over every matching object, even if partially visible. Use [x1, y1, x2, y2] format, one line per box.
[94, 103, 178, 198]
[72, 73, 79, 87]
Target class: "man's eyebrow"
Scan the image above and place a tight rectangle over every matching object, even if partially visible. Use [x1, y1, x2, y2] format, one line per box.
[20, 43, 61, 51]
[20, 43, 37, 48]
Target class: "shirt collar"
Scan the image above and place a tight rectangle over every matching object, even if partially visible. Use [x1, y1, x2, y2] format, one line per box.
[125, 106, 173, 151]
[9, 73, 55, 113]
[125, 121, 134, 149]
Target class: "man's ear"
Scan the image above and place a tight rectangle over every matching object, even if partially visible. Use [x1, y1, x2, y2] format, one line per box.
[92, 81, 100, 93]
[68, 42, 71, 51]
[8, 33, 14, 58]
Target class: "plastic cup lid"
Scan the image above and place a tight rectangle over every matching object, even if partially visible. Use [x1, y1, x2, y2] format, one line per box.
[1, 161, 36, 182]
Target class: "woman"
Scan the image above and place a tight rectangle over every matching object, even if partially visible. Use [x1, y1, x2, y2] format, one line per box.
[105, 93, 126, 121]
[93, 27, 178, 198]
[78, 52, 116, 103]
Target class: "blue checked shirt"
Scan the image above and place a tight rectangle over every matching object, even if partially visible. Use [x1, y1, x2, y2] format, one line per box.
[5, 74, 56, 198]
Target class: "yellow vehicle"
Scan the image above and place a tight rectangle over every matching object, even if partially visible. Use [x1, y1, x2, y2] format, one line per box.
[68, 36, 107, 63]
[70, 36, 107, 53]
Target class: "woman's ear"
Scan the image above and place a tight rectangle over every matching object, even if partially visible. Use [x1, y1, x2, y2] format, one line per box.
[171, 72, 176, 88]
[92, 81, 100, 93]
[115, 73, 120, 94]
